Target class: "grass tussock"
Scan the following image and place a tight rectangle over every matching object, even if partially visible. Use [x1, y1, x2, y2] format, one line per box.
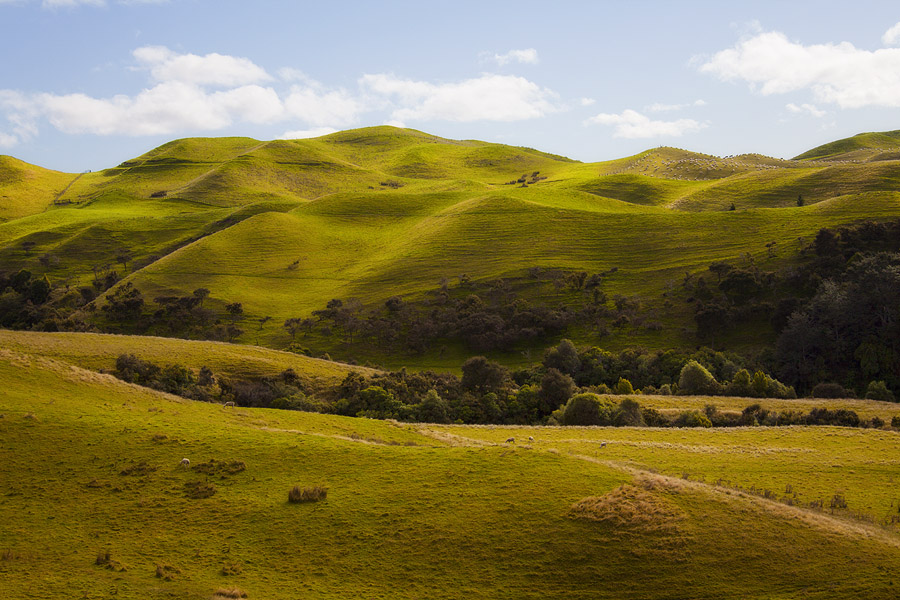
[192, 459, 246, 477]
[288, 485, 327, 503]
[94, 550, 127, 572]
[183, 480, 216, 499]
[569, 483, 685, 534]
[213, 588, 248, 599]
[155, 563, 180, 581]
[221, 562, 243, 576]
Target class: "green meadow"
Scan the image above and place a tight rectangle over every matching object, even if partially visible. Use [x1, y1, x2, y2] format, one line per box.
[2, 126, 900, 367]
[2, 347, 900, 599]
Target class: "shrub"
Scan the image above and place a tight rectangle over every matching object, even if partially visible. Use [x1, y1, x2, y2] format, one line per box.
[811, 382, 852, 398]
[288, 485, 327, 503]
[892, 415, 900, 429]
[615, 397, 645, 426]
[615, 377, 634, 395]
[561, 393, 616, 426]
[678, 360, 721, 395]
[865, 381, 896, 402]
[672, 410, 713, 428]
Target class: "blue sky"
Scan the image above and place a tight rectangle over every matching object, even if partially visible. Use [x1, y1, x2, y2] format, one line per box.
[1, 0, 899, 171]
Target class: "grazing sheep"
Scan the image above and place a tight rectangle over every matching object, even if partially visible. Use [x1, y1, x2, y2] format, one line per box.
[180, 458, 190, 467]
[223, 401, 235, 408]
[505, 437, 515, 443]
[600, 442, 607, 448]
[528, 436, 534, 442]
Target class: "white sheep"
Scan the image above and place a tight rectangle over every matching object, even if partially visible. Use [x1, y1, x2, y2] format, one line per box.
[180, 458, 190, 467]
[528, 436, 534, 442]
[223, 401, 235, 408]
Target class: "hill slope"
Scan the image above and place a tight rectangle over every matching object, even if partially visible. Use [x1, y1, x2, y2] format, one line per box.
[2, 348, 899, 599]
[1, 127, 899, 367]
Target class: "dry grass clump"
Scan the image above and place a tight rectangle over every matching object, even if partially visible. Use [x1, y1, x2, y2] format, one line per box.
[213, 588, 248, 599]
[288, 485, 327, 503]
[192, 459, 246, 477]
[183, 480, 216, 499]
[155, 563, 180, 581]
[221, 561, 243, 576]
[95, 550, 127, 572]
[569, 484, 685, 534]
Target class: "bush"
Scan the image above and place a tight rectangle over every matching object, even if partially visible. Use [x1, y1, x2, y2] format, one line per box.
[561, 393, 616, 426]
[811, 382, 853, 398]
[672, 410, 713, 428]
[615, 397, 645, 426]
[288, 485, 327, 503]
[891, 415, 900, 429]
[678, 360, 721, 395]
[615, 377, 634, 395]
[865, 380, 896, 402]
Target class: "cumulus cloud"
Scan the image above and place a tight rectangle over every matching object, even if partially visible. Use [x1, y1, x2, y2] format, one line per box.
[700, 29, 900, 108]
[585, 109, 707, 138]
[646, 99, 706, 112]
[361, 73, 557, 122]
[580, 97, 596, 106]
[279, 127, 337, 140]
[489, 48, 539, 66]
[883, 21, 900, 46]
[133, 46, 271, 87]
[284, 85, 363, 127]
[786, 102, 826, 118]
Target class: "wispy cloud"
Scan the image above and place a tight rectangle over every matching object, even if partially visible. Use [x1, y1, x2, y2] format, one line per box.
[486, 48, 539, 66]
[646, 99, 706, 112]
[700, 28, 900, 108]
[279, 127, 337, 140]
[786, 102, 826, 118]
[360, 73, 558, 122]
[585, 109, 707, 138]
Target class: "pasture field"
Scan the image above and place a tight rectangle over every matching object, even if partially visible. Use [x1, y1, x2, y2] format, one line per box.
[2, 348, 900, 599]
[2, 126, 900, 367]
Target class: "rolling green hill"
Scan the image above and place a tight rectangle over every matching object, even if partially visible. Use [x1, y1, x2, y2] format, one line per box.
[2, 347, 900, 599]
[2, 126, 900, 368]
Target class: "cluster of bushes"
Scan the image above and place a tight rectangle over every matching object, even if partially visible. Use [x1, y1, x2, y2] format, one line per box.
[113, 348, 897, 430]
[687, 220, 900, 399]
[0, 269, 53, 329]
[113, 354, 329, 411]
[550, 394, 877, 429]
[289, 269, 632, 355]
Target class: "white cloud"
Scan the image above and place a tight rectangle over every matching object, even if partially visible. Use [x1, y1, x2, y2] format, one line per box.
[646, 99, 706, 112]
[580, 97, 596, 106]
[0, 132, 18, 147]
[133, 46, 271, 87]
[42, 0, 104, 7]
[489, 48, 539, 66]
[279, 127, 337, 140]
[361, 73, 558, 122]
[786, 102, 826, 118]
[883, 21, 900, 46]
[585, 109, 707, 138]
[383, 119, 406, 128]
[700, 30, 900, 108]
[284, 85, 363, 127]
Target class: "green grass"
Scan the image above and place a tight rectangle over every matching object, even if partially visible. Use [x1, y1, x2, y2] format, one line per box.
[2, 126, 900, 368]
[0, 330, 373, 385]
[2, 348, 900, 599]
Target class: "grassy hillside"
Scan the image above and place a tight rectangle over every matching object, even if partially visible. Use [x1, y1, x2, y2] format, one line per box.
[2, 126, 900, 368]
[0, 156, 76, 221]
[795, 130, 900, 161]
[0, 330, 373, 384]
[3, 348, 900, 599]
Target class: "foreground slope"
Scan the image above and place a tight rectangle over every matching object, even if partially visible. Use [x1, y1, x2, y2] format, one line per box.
[2, 349, 900, 599]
